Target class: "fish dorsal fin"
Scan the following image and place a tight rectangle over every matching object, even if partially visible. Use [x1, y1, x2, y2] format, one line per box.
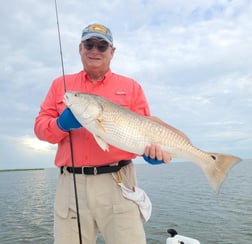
[148, 116, 191, 143]
[93, 135, 109, 151]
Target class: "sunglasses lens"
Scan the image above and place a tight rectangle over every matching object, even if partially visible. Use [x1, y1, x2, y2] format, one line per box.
[83, 40, 109, 52]
[84, 43, 94, 50]
[97, 43, 109, 52]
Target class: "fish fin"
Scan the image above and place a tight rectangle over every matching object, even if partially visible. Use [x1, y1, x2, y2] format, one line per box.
[93, 135, 109, 151]
[96, 116, 106, 133]
[200, 153, 241, 192]
[148, 116, 191, 142]
[93, 113, 108, 151]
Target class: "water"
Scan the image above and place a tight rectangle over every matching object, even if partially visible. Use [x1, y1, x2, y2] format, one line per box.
[0, 160, 251, 244]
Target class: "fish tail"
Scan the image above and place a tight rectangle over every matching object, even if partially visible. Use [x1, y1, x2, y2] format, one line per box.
[200, 153, 241, 192]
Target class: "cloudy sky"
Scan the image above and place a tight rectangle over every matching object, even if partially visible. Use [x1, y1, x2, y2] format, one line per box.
[0, 0, 251, 169]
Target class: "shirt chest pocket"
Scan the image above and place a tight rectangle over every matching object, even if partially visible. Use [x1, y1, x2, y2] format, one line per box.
[107, 95, 132, 110]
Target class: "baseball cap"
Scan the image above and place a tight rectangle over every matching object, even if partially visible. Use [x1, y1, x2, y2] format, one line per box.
[81, 24, 113, 45]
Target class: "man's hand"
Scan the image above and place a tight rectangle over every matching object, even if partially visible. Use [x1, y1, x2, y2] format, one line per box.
[143, 115, 174, 165]
[143, 144, 172, 165]
[57, 108, 82, 131]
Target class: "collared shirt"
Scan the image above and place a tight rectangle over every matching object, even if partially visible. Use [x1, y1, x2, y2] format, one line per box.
[34, 69, 150, 167]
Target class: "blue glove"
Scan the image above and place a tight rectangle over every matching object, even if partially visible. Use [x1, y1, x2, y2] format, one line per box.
[57, 108, 82, 131]
[143, 154, 164, 165]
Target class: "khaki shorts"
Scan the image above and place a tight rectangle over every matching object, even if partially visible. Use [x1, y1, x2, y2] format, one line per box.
[54, 163, 146, 244]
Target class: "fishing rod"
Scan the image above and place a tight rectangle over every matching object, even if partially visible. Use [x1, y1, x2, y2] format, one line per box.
[54, 0, 83, 243]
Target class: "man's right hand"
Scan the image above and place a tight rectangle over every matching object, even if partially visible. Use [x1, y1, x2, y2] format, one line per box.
[57, 108, 82, 131]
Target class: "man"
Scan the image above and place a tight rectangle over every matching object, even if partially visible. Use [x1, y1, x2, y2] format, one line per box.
[34, 23, 171, 244]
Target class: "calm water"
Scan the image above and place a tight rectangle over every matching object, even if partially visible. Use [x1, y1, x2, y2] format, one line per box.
[0, 160, 251, 244]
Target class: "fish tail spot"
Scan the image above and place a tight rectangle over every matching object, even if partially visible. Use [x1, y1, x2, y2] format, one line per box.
[211, 155, 216, 160]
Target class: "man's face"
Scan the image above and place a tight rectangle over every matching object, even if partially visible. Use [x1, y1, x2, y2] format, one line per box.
[79, 38, 115, 73]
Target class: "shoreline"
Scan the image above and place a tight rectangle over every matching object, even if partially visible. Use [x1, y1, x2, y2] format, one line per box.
[0, 168, 45, 172]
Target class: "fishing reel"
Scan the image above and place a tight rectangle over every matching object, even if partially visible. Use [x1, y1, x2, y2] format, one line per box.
[166, 229, 200, 244]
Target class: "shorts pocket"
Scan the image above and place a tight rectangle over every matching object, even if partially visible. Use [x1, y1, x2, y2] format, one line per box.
[112, 201, 138, 215]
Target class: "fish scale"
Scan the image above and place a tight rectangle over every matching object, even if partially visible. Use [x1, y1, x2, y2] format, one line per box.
[100, 106, 185, 152]
[64, 91, 241, 192]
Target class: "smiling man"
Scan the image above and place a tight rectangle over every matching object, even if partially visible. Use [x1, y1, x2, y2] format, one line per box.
[34, 23, 171, 244]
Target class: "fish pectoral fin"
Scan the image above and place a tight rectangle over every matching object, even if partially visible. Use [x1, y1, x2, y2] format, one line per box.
[93, 135, 109, 151]
[96, 117, 106, 133]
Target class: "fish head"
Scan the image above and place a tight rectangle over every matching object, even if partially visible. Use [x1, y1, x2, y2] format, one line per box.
[63, 91, 102, 125]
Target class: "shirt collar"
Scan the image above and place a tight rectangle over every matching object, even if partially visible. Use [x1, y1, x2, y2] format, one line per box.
[84, 69, 112, 84]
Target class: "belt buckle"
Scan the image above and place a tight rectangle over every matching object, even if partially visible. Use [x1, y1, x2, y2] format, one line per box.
[81, 166, 98, 175]
[81, 166, 86, 174]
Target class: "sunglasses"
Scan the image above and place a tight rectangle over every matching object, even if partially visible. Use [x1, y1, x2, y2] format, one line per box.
[83, 40, 110, 52]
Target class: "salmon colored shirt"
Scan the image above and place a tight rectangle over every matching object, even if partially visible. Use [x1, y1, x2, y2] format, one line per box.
[34, 69, 150, 167]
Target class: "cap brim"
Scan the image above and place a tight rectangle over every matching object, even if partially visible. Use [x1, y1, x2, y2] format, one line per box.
[81, 33, 112, 45]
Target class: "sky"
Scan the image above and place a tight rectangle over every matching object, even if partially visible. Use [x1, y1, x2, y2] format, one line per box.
[0, 0, 251, 169]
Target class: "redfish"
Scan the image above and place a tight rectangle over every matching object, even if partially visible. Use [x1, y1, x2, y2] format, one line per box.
[64, 91, 241, 192]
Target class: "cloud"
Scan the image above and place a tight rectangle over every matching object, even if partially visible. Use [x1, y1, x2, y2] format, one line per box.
[20, 135, 56, 153]
[0, 135, 56, 169]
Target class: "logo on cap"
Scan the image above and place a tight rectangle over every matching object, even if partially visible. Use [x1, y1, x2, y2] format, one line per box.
[81, 23, 113, 45]
[88, 24, 108, 35]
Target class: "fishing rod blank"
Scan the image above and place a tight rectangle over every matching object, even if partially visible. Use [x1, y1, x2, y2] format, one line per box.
[54, 0, 83, 243]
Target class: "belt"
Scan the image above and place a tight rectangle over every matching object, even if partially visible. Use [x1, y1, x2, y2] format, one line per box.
[60, 160, 131, 175]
